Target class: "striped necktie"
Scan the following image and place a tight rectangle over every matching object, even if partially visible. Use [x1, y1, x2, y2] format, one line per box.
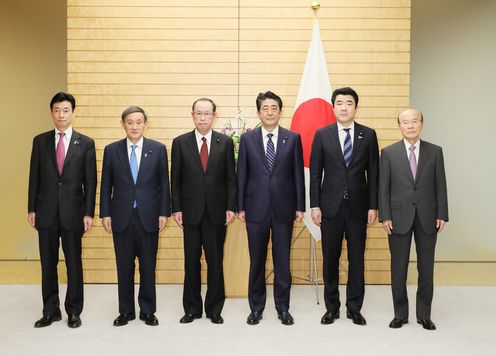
[266, 133, 276, 171]
[343, 128, 352, 167]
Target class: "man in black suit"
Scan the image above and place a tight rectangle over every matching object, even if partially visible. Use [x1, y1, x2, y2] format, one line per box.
[237, 91, 305, 326]
[310, 87, 379, 326]
[28, 92, 97, 328]
[171, 98, 236, 325]
[100, 106, 170, 327]
[379, 109, 448, 330]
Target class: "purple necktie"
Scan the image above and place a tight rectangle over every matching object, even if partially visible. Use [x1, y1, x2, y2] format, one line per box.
[409, 145, 417, 179]
[56, 132, 65, 176]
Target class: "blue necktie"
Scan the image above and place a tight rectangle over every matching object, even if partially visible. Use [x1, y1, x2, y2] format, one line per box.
[343, 128, 352, 167]
[130, 144, 138, 207]
[266, 133, 276, 171]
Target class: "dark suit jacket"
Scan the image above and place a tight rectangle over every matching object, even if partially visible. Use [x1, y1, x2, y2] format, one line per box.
[171, 130, 236, 225]
[237, 126, 305, 224]
[378, 139, 449, 235]
[28, 129, 97, 230]
[310, 122, 379, 219]
[100, 137, 171, 233]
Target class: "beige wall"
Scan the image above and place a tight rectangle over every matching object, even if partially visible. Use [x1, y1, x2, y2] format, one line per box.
[0, 0, 67, 260]
[411, 0, 496, 261]
[67, 0, 410, 285]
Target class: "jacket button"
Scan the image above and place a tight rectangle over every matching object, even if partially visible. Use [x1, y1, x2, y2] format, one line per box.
[58, 182, 62, 186]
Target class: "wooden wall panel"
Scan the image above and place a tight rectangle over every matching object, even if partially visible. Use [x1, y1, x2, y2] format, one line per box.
[68, 0, 410, 287]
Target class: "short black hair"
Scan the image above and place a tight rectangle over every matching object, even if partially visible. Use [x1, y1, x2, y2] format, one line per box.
[331, 87, 359, 108]
[256, 91, 283, 111]
[121, 106, 148, 122]
[192, 98, 217, 113]
[50, 92, 76, 111]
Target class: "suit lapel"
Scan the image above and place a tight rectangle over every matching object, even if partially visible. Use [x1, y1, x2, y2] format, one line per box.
[394, 141, 415, 183]
[270, 126, 288, 172]
[206, 131, 220, 174]
[416, 140, 430, 181]
[45, 130, 58, 174]
[253, 127, 270, 173]
[136, 138, 151, 185]
[118, 139, 135, 184]
[62, 130, 80, 174]
[349, 123, 364, 166]
[185, 130, 204, 174]
[328, 125, 345, 167]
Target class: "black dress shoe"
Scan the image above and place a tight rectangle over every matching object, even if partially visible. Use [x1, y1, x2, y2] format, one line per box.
[179, 313, 202, 324]
[34, 312, 62, 328]
[206, 313, 224, 324]
[140, 313, 159, 326]
[321, 310, 340, 325]
[277, 311, 294, 326]
[417, 319, 436, 330]
[389, 317, 408, 329]
[346, 310, 367, 325]
[113, 312, 136, 326]
[68, 314, 82, 328]
[246, 311, 263, 325]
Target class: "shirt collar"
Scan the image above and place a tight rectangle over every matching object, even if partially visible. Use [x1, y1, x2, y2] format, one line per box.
[127, 137, 144, 149]
[403, 138, 420, 151]
[195, 129, 212, 143]
[337, 121, 355, 132]
[261, 125, 279, 138]
[55, 126, 72, 138]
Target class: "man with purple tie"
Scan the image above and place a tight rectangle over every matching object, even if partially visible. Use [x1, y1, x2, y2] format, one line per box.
[379, 108, 448, 330]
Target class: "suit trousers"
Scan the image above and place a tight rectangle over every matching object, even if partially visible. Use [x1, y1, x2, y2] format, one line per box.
[182, 210, 226, 316]
[246, 219, 293, 314]
[389, 212, 437, 320]
[321, 200, 367, 313]
[113, 209, 158, 315]
[38, 215, 84, 316]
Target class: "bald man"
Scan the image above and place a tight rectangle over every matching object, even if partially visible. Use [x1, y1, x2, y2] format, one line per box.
[378, 109, 448, 330]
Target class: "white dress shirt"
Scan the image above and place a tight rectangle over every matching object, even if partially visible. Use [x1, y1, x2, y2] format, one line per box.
[55, 126, 72, 156]
[403, 138, 420, 165]
[337, 122, 355, 154]
[261, 125, 279, 154]
[195, 129, 212, 154]
[126, 137, 143, 168]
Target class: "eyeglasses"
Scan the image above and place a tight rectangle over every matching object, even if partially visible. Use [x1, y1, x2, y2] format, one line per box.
[193, 111, 214, 118]
[399, 119, 422, 126]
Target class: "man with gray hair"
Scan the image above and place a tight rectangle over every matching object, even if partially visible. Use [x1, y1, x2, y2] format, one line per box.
[100, 106, 170, 327]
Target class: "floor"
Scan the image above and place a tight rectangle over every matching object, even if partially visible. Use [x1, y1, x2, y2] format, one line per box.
[0, 284, 494, 356]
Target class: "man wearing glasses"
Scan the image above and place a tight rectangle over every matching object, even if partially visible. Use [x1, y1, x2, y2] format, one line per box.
[379, 109, 448, 330]
[171, 98, 236, 324]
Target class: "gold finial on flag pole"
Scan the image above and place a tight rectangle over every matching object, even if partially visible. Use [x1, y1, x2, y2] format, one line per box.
[311, 1, 320, 18]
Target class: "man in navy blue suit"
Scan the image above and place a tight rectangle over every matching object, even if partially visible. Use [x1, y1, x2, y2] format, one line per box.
[100, 106, 170, 327]
[237, 91, 305, 326]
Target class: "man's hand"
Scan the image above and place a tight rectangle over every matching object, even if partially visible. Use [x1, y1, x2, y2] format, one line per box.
[225, 211, 235, 225]
[382, 220, 393, 235]
[27, 212, 36, 230]
[83, 216, 93, 232]
[102, 217, 112, 234]
[295, 211, 303, 222]
[173, 212, 183, 230]
[237, 210, 246, 223]
[159, 216, 168, 232]
[311, 208, 322, 227]
[436, 219, 447, 233]
[367, 209, 377, 226]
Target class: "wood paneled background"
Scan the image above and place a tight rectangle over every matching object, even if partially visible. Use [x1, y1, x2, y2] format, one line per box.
[67, 0, 410, 288]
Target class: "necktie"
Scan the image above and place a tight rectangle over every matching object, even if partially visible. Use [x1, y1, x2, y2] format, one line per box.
[409, 145, 417, 179]
[343, 128, 352, 167]
[266, 133, 276, 171]
[130, 144, 138, 207]
[56, 132, 65, 176]
[200, 137, 208, 172]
